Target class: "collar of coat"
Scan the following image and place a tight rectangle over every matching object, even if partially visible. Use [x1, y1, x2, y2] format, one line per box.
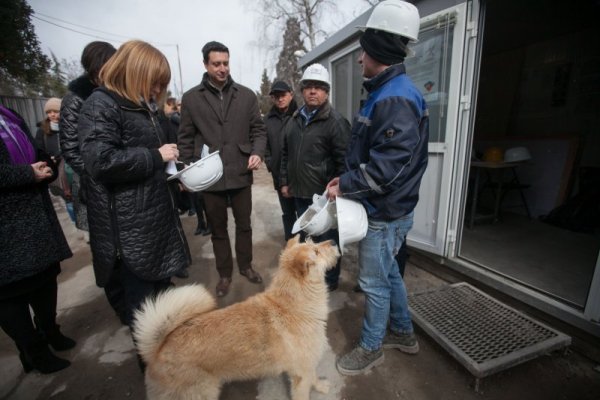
[199, 72, 235, 94]
[68, 75, 97, 100]
[363, 63, 406, 93]
[292, 101, 332, 125]
[94, 87, 156, 113]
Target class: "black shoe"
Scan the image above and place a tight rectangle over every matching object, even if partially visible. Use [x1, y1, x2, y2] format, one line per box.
[35, 321, 76, 351]
[327, 282, 339, 292]
[19, 337, 71, 374]
[202, 228, 212, 236]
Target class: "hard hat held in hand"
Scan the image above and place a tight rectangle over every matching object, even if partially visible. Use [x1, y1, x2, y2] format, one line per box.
[292, 192, 336, 237]
[292, 192, 368, 254]
[358, 0, 421, 42]
[300, 64, 331, 86]
[335, 196, 368, 254]
[167, 151, 223, 192]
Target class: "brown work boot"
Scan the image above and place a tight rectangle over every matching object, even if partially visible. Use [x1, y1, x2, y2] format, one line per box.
[216, 277, 232, 297]
[240, 267, 263, 284]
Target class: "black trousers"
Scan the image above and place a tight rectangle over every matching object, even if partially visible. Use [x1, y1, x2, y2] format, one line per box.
[0, 269, 59, 349]
[106, 261, 172, 328]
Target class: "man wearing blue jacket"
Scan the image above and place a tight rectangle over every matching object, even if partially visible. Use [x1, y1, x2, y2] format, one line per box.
[326, 0, 428, 375]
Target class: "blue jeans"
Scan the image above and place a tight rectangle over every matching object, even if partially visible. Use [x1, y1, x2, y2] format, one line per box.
[358, 212, 414, 351]
[294, 197, 341, 288]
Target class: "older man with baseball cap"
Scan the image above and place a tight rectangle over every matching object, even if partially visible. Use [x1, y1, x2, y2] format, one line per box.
[326, 0, 429, 375]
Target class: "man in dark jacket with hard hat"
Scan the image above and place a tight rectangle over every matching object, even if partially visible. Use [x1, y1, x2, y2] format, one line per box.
[326, 0, 429, 375]
[280, 64, 351, 291]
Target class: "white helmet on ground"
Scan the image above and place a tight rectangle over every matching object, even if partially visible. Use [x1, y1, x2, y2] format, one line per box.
[300, 64, 331, 88]
[358, 0, 420, 43]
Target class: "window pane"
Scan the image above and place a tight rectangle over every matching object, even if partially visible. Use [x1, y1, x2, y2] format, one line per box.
[332, 57, 350, 121]
[405, 23, 454, 143]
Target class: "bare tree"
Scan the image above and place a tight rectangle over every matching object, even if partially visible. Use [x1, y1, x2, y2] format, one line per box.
[254, 0, 336, 51]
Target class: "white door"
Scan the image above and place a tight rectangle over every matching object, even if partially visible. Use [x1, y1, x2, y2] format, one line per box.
[407, 1, 480, 257]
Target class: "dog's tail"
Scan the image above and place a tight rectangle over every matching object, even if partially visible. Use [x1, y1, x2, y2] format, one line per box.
[133, 284, 216, 363]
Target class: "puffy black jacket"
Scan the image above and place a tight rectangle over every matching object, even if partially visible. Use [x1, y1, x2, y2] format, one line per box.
[264, 99, 297, 189]
[280, 102, 350, 198]
[59, 75, 96, 175]
[78, 88, 190, 286]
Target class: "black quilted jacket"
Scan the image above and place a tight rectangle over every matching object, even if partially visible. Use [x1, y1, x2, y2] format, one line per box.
[59, 75, 96, 175]
[0, 111, 72, 286]
[78, 88, 190, 286]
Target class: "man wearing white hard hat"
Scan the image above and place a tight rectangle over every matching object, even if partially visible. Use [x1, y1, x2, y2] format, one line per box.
[280, 63, 351, 291]
[326, 0, 429, 375]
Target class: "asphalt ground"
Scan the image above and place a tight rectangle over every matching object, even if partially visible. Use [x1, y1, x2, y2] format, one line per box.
[2, 166, 599, 400]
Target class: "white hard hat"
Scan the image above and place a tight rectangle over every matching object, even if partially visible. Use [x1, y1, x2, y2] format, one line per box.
[292, 192, 336, 237]
[167, 151, 223, 192]
[358, 0, 420, 43]
[504, 147, 532, 163]
[300, 64, 331, 87]
[335, 196, 368, 255]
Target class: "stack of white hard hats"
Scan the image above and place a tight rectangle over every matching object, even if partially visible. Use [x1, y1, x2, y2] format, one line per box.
[167, 151, 223, 192]
[292, 191, 368, 254]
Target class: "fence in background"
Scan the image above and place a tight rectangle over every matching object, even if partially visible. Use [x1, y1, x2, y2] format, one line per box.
[0, 95, 48, 134]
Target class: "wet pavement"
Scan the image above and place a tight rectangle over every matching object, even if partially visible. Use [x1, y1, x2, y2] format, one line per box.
[1, 167, 599, 400]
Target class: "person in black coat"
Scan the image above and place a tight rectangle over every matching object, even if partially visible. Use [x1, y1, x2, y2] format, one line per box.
[264, 80, 298, 240]
[59, 41, 121, 319]
[78, 40, 191, 331]
[0, 105, 74, 374]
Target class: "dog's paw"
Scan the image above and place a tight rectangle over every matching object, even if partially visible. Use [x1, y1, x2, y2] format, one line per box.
[314, 378, 330, 394]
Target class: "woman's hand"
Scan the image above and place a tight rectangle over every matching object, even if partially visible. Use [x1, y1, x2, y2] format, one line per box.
[159, 144, 179, 162]
[31, 161, 52, 182]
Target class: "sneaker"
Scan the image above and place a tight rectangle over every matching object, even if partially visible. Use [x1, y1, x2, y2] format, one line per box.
[336, 345, 384, 376]
[382, 331, 419, 354]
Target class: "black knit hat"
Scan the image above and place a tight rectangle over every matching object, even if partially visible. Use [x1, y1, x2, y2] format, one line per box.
[359, 28, 410, 66]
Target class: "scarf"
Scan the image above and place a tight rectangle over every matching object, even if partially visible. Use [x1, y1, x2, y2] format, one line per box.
[0, 105, 36, 165]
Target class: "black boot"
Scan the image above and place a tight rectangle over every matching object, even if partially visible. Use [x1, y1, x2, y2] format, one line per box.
[19, 336, 71, 374]
[41, 325, 77, 351]
[35, 317, 76, 351]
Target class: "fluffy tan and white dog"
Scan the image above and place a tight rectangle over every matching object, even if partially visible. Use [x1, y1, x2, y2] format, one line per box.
[133, 236, 340, 400]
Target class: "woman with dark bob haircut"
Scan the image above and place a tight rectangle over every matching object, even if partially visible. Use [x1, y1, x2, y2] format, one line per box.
[59, 41, 124, 320]
[77, 41, 190, 339]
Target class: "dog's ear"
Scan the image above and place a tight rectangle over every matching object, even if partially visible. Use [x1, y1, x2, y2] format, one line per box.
[286, 235, 301, 249]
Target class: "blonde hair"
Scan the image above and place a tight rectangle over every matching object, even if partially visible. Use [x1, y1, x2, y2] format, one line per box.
[99, 40, 171, 106]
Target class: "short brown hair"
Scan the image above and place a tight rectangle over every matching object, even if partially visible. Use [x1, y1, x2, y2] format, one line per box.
[99, 40, 171, 106]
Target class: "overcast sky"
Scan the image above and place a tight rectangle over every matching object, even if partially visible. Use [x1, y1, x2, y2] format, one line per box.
[29, 0, 370, 97]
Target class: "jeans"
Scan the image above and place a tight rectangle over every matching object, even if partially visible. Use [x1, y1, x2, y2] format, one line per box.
[358, 212, 414, 351]
[294, 197, 341, 288]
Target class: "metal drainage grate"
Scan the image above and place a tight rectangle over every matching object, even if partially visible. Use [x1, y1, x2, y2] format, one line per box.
[408, 282, 571, 379]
